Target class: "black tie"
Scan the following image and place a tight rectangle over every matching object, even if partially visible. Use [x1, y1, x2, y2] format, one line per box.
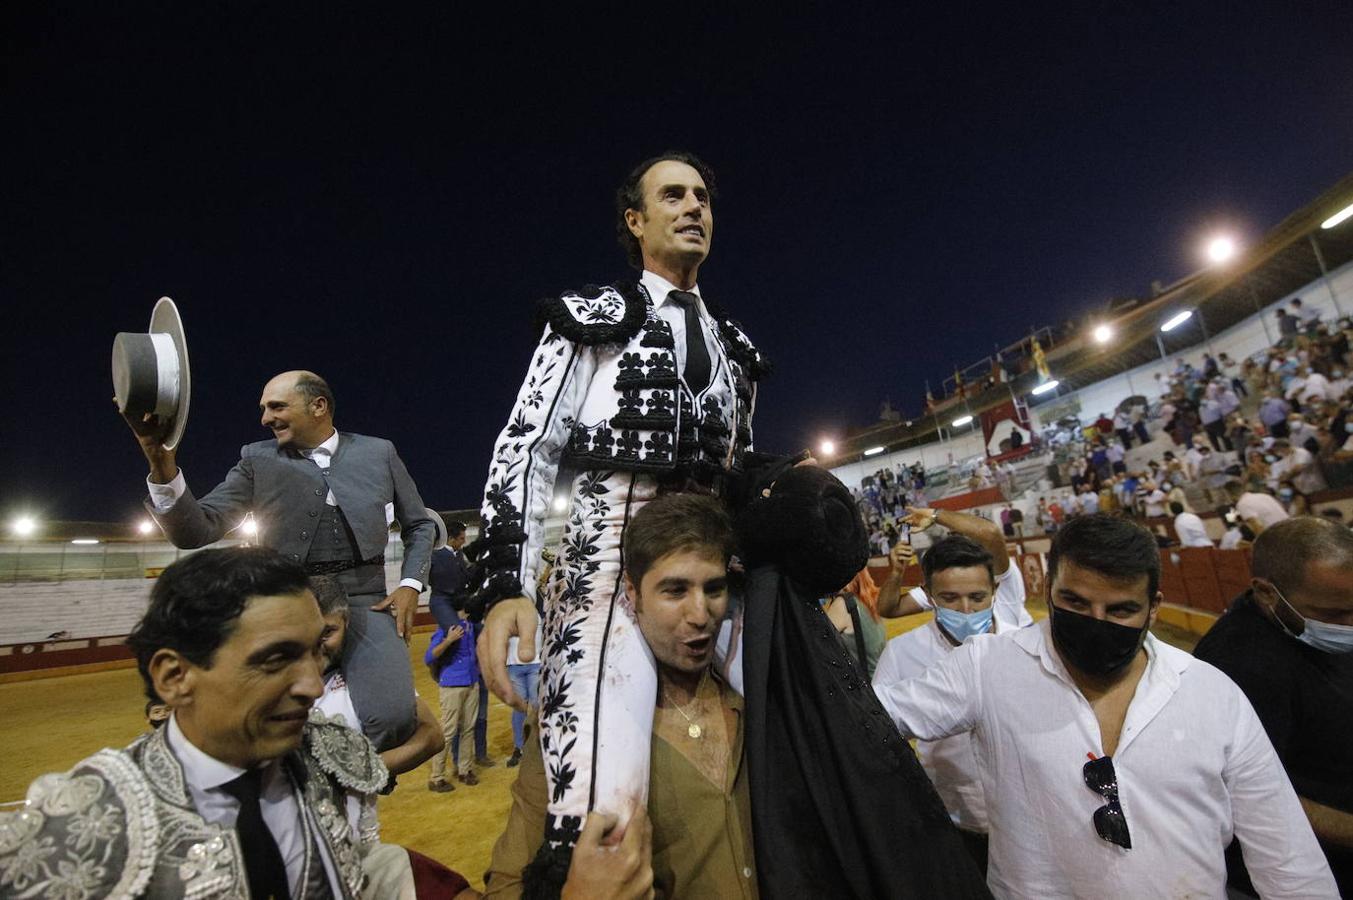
[670, 290, 712, 396]
[222, 768, 292, 900]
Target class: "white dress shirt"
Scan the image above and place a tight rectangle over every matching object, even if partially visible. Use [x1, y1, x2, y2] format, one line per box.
[874, 622, 1337, 899]
[640, 269, 722, 396]
[1235, 491, 1290, 529]
[166, 715, 346, 897]
[1174, 511, 1214, 547]
[872, 620, 991, 831]
[148, 430, 422, 590]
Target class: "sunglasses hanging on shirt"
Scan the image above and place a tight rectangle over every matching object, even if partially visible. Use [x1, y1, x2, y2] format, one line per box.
[1083, 754, 1132, 849]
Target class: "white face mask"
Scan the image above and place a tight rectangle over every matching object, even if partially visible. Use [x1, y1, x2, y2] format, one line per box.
[1268, 585, 1353, 654]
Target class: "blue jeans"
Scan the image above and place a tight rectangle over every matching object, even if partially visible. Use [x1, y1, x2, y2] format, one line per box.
[451, 679, 490, 762]
[507, 663, 541, 749]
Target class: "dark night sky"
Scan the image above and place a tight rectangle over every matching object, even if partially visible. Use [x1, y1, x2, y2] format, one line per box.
[4, 3, 1352, 524]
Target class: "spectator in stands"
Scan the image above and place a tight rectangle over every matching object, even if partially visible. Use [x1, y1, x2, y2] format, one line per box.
[1113, 408, 1134, 449]
[1227, 481, 1290, 534]
[1193, 517, 1353, 894]
[1228, 413, 1254, 459]
[1279, 481, 1313, 517]
[1009, 504, 1025, 538]
[1129, 401, 1151, 444]
[1219, 352, 1248, 397]
[1094, 411, 1114, 440]
[1173, 501, 1214, 547]
[1078, 484, 1100, 516]
[1261, 390, 1292, 438]
[1289, 365, 1332, 409]
[872, 534, 1027, 873]
[1200, 386, 1232, 451]
[1106, 440, 1126, 475]
[1278, 307, 1302, 345]
[1271, 438, 1328, 496]
[874, 514, 1338, 897]
[1140, 479, 1168, 519]
[1289, 413, 1321, 455]
[1291, 297, 1321, 333]
[1215, 506, 1254, 550]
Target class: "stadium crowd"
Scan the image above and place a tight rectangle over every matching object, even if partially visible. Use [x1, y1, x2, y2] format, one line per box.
[854, 299, 1353, 555]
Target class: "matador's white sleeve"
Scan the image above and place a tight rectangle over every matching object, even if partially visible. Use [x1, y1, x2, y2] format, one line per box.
[479, 324, 593, 606]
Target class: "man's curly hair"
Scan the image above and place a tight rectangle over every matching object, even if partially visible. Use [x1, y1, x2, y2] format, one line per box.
[615, 151, 719, 270]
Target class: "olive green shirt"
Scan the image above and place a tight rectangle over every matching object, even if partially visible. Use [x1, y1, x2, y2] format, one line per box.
[484, 679, 758, 899]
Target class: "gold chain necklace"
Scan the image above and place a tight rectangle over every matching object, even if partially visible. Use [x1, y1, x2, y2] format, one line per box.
[662, 672, 709, 740]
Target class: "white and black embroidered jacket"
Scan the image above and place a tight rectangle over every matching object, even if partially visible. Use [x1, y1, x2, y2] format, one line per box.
[476, 280, 768, 608]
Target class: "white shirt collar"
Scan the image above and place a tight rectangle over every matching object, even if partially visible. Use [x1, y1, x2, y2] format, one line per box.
[1014, 617, 1189, 691]
[641, 269, 701, 307]
[302, 429, 340, 460]
[167, 713, 247, 792]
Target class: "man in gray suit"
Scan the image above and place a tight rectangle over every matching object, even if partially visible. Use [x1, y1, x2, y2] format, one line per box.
[123, 369, 434, 749]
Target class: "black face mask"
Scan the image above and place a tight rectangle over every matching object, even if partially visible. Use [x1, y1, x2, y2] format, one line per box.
[1049, 603, 1147, 677]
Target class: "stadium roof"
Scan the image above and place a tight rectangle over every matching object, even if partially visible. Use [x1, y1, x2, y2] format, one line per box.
[836, 170, 1353, 464]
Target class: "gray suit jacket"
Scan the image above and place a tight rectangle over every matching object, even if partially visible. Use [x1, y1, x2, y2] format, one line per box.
[149, 432, 434, 585]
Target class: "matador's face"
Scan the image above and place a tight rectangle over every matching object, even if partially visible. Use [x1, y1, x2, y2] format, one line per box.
[628, 160, 713, 274]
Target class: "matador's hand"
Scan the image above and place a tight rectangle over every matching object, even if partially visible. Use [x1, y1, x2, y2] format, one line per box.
[478, 596, 537, 713]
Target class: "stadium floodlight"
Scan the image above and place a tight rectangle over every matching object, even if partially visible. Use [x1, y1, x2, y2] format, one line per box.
[1322, 201, 1353, 230]
[863, 445, 886, 457]
[11, 516, 37, 537]
[1160, 310, 1193, 332]
[1206, 236, 1237, 264]
[952, 415, 974, 427]
[1032, 379, 1060, 396]
[71, 538, 100, 545]
[137, 519, 155, 535]
[819, 439, 836, 456]
[1092, 324, 1113, 344]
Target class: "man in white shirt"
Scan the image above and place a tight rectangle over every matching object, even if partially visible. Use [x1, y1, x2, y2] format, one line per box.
[873, 534, 1032, 873]
[1271, 438, 1328, 495]
[1172, 501, 1215, 547]
[874, 514, 1338, 899]
[1078, 485, 1100, 515]
[1141, 482, 1168, 518]
[1228, 482, 1291, 533]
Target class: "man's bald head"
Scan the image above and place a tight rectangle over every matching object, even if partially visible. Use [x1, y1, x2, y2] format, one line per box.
[1252, 516, 1353, 595]
[259, 371, 335, 450]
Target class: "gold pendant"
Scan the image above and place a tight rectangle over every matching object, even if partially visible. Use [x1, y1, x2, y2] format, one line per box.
[687, 723, 702, 739]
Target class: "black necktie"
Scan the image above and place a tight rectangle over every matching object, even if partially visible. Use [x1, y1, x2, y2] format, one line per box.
[222, 768, 292, 900]
[670, 290, 712, 396]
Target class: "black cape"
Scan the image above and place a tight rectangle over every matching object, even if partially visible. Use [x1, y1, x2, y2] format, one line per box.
[738, 466, 990, 899]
